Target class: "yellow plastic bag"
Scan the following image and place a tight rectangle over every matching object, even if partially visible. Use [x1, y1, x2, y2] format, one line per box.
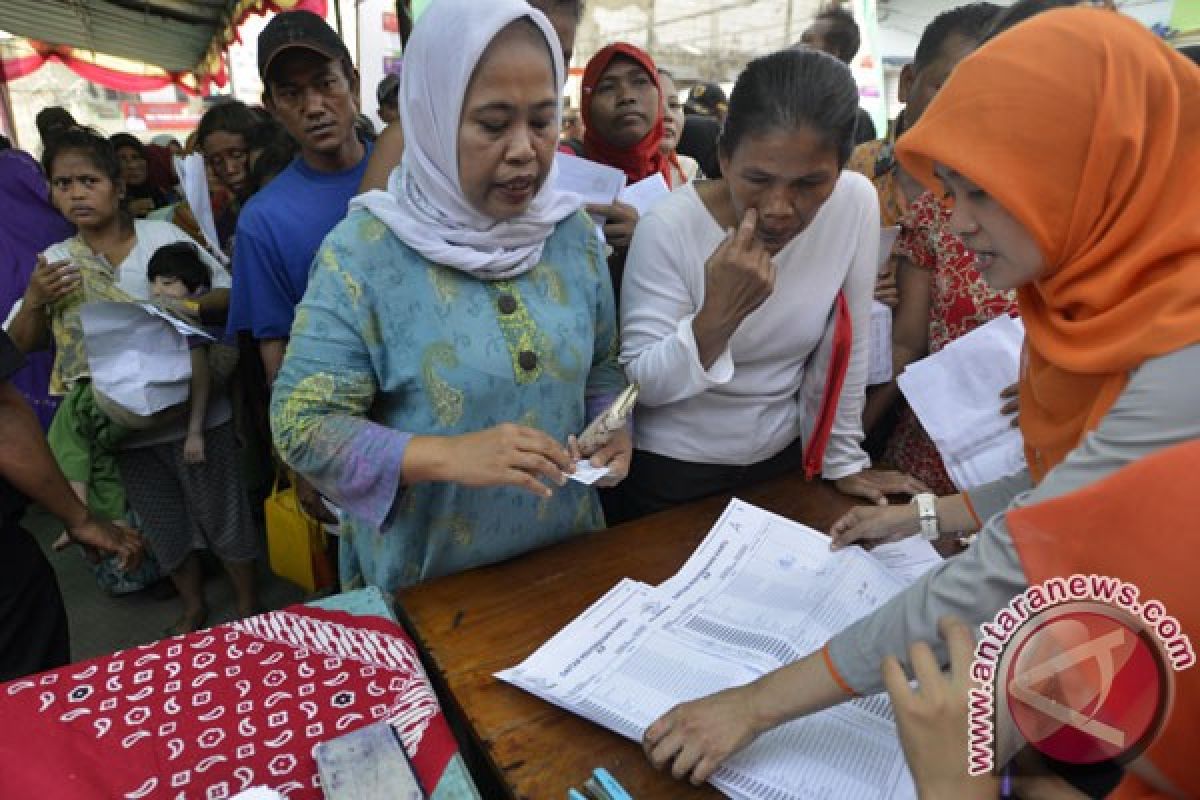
[265, 472, 334, 593]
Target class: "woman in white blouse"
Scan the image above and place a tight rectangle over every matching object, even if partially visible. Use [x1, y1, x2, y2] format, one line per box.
[614, 48, 925, 521]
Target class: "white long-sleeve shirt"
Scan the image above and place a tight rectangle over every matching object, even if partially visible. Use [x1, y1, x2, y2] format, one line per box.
[619, 173, 879, 478]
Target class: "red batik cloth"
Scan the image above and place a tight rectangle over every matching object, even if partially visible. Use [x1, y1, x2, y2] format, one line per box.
[0, 605, 457, 799]
[884, 190, 1020, 494]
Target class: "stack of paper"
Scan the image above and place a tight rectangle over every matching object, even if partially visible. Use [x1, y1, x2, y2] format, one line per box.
[498, 499, 944, 800]
[896, 314, 1026, 489]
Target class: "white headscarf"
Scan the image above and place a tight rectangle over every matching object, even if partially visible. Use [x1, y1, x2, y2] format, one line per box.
[351, 0, 582, 279]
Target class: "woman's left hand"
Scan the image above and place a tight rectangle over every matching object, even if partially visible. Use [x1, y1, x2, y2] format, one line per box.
[569, 428, 632, 488]
[874, 259, 900, 308]
[835, 468, 929, 505]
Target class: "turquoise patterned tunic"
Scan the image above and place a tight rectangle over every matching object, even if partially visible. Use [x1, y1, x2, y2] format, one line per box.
[271, 209, 626, 592]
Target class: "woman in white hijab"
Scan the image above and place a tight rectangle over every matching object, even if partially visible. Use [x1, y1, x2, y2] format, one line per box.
[270, 0, 631, 592]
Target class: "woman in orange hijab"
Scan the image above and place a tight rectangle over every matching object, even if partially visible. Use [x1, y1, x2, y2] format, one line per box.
[872, 439, 1198, 799]
[641, 7, 1200, 791]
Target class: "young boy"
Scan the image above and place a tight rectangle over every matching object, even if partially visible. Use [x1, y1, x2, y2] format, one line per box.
[146, 241, 238, 464]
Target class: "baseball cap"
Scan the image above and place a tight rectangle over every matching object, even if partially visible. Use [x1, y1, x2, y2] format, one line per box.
[684, 82, 728, 116]
[258, 11, 353, 82]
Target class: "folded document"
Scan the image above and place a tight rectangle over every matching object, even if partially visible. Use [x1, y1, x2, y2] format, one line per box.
[897, 314, 1026, 489]
[498, 499, 943, 800]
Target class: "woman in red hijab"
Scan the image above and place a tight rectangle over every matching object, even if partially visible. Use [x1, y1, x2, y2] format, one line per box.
[582, 42, 673, 186]
[580, 42, 676, 293]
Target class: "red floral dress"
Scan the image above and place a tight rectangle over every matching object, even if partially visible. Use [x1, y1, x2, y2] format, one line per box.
[884, 190, 1020, 494]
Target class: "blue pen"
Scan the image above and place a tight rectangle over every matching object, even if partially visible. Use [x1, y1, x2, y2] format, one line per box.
[1000, 765, 1013, 799]
[568, 789, 589, 800]
[593, 768, 634, 800]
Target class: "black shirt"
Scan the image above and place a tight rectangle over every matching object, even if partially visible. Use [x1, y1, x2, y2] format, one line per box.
[0, 331, 28, 528]
[854, 108, 878, 147]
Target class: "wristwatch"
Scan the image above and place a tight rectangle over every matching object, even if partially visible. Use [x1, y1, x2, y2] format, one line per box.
[911, 493, 939, 541]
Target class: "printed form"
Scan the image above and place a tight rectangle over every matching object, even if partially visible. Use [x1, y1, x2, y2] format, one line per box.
[497, 499, 942, 799]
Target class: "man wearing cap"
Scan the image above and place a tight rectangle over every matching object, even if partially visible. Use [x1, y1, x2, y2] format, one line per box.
[676, 82, 726, 180]
[683, 82, 727, 126]
[227, 10, 372, 387]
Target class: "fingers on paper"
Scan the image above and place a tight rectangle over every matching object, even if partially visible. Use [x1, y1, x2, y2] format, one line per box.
[828, 508, 872, 550]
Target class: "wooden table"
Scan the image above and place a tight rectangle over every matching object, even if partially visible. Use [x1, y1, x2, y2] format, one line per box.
[397, 475, 859, 799]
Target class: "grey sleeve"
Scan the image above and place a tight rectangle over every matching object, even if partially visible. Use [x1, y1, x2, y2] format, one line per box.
[826, 342, 1200, 695]
[964, 469, 1033, 526]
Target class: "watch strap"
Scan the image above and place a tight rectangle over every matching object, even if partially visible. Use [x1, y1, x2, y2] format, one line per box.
[912, 493, 939, 541]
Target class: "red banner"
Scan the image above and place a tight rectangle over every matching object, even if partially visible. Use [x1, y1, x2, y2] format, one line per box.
[120, 102, 204, 130]
[0, 0, 329, 94]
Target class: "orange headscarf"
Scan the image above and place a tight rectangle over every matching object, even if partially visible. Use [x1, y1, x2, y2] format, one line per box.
[895, 9, 1200, 481]
[1008, 439, 1200, 798]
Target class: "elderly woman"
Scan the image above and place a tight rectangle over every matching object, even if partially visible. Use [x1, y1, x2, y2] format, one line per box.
[643, 9, 1200, 794]
[271, 0, 630, 593]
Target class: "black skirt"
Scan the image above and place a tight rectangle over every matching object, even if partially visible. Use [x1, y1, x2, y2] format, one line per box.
[602, 438, 805, 526]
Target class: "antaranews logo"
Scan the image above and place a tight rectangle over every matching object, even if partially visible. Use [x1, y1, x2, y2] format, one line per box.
[968, 574, 1195, 775]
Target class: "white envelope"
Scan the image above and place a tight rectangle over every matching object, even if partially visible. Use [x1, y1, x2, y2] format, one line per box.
[553, 151, 625, 207]
[80, 302, 195, 417]
[618, 173, 671, 216]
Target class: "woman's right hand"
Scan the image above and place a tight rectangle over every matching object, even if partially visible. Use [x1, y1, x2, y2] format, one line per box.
[439, 424, 575, 498]
[644, 683, 768, 785]
[66, 516, 144, 572]
[25, 256, 80, 309]
[829, 503, 922, 550]
[698, 208, 776, 330]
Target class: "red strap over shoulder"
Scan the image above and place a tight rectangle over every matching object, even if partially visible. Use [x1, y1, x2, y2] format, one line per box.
[803, 291, 853, 479]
